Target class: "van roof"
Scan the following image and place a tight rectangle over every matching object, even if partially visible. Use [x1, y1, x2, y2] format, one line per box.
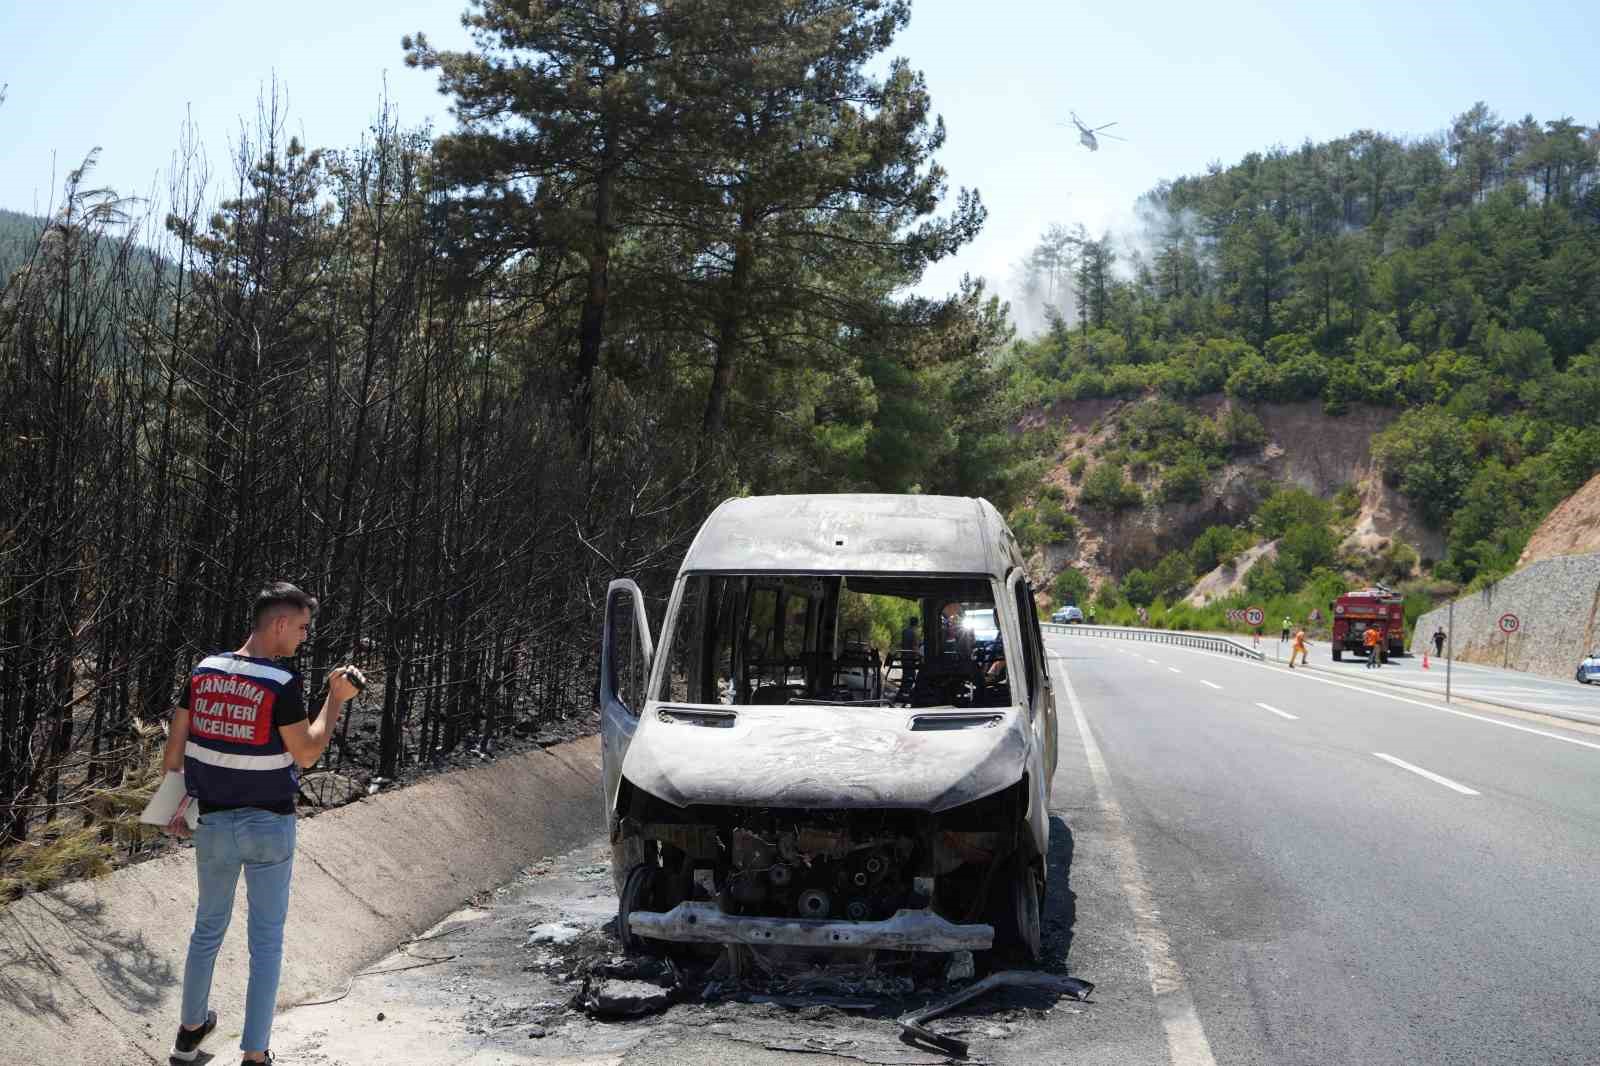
[680, 494, 1023, 576]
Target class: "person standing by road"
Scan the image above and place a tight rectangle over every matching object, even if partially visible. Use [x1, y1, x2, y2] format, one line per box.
[900, 616, 919, 655]
[1363, 623, 1381, 669]
[161, 582, 361, 1065]
[1432, 626, 1447, 658]
[1087, 603, 1096, 625]
[1281, 616, 1292, 642]
[1289, 627, 1309, 668]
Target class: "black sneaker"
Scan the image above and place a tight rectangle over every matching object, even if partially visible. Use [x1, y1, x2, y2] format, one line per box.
[240, 1054, 274, 1065]
[171, 1009, 217, 1062]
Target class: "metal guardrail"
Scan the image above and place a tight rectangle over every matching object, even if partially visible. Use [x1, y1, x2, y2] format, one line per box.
[1041, 622, 1264, 661]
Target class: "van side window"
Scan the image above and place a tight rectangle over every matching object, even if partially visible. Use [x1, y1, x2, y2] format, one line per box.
[664, 579, 706, 703]
[664, 576, 739, 704]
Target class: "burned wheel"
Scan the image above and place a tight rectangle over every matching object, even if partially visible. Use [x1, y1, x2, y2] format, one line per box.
[618, 863, 659, 953]
[992, 855, 1043, 964]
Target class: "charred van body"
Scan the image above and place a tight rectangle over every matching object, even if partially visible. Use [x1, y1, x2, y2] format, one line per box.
[598, 495, 1058, 965]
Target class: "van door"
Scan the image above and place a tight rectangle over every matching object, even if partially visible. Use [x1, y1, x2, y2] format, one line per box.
[1006, 569, 1054, 858]
[600, 579, 654, 824]
[1023, 582, 1058, 779]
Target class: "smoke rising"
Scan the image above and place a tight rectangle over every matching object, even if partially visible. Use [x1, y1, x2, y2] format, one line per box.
[998, 199, 1208, 338]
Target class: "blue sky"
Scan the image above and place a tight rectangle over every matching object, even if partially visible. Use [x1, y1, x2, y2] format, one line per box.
[2, 0, 1593, 306]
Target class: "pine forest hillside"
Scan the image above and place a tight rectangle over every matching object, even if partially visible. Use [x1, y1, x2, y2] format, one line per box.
[1002, 104, 1600, 627]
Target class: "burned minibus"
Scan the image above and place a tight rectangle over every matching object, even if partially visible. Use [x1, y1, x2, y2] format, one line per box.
[599, 494, 1058, 966]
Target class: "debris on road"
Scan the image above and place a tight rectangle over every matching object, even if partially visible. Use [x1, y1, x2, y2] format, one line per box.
[275, 842, 1096, 1065]
[897, 970, 1096, 1058]
[571, 955, 683, 1019]
[525, 920, 584, 945]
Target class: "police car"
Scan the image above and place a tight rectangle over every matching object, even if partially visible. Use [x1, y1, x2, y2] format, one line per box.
[1577, 652, 1600, 685]
[1051, 606, 1084, 624]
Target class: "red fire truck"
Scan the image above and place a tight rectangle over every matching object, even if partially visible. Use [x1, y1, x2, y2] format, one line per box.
[1330, 586, 1406, 661]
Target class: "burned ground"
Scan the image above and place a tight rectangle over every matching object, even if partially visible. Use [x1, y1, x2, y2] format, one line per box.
[270, 818, 1090, 1066]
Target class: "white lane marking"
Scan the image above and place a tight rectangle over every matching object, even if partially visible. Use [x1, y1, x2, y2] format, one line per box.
[1055, 661, 1219, 1066]
[1373, 752, 1481, 796]
[1281, 667, 1600, 753]
[1147, 658, 1160, 665]
[1200, 680, 1222, 690]
[1168, 667, 1182, 674]
[1256, 702, 1299, 720]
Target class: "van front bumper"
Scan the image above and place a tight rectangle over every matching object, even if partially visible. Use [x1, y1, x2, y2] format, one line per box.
[627, 902, 994, 952]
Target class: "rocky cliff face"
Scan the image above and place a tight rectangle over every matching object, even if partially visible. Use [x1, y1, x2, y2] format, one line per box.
[1034, 396, 1441, 585]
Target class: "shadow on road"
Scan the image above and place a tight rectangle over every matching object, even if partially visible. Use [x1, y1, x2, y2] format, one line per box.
[1042, 814, 1078, 973]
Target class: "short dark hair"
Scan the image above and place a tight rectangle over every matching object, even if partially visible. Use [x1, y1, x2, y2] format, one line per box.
[906, 617, 917, 626]
[252, 581, 318, 629]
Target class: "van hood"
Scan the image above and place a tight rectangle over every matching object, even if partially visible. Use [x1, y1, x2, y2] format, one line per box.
[619, 703, 1030, 812]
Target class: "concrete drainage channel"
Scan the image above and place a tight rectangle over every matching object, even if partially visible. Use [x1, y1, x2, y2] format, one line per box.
[3, 737, 603, 1066]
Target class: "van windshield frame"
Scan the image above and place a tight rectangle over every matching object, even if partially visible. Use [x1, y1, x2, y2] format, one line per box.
[651, 572, 1014, 710]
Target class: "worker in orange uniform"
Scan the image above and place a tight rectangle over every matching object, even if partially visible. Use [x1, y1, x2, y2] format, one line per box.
[1363, 623, 1381, 669]
[1289, 627, 1309, 668]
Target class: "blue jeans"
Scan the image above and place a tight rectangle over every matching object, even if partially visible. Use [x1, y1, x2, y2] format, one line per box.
[181, 808, 296, 1053]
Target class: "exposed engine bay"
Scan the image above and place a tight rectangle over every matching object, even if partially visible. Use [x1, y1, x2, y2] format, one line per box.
[612, 777, 1038, 962]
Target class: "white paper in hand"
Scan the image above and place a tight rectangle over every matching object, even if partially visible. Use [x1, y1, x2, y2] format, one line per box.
[140, 771, 199, 831]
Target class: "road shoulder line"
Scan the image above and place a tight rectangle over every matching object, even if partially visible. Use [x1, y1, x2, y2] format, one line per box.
[1277, 666, 1600, 753]
[1053, 656, 1219, 1066]
[1291, 660, 1600, 729]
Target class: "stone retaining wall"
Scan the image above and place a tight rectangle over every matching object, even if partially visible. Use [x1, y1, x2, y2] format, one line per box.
[1410, 553, 1600, 679]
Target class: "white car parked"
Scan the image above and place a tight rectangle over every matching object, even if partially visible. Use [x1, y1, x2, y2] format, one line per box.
[1577, 652, 1600, 685]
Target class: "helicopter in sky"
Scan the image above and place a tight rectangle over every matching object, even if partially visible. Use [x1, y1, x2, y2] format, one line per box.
[1063, 111, 1126, 152]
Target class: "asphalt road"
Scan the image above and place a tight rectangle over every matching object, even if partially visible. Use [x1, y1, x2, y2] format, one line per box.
[269, 637, 1600, 1064]
[1055, 634, 1600, 1065]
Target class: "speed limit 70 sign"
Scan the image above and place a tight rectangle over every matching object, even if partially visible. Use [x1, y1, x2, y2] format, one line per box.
[1498, 612, 1520, 634]
[1245, 606, 1265, 627]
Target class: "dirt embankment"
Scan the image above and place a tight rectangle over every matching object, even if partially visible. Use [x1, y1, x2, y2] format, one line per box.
[1033, 397, 1442, 587]
[1518, 471, 1600, 566]
[1185, 540, 1279, 607]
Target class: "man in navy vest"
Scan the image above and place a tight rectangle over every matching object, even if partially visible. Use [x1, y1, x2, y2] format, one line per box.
[161, 582, 360, 1064]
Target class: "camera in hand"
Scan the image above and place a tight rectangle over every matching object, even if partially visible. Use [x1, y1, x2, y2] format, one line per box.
[343, 666, 368, 693]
